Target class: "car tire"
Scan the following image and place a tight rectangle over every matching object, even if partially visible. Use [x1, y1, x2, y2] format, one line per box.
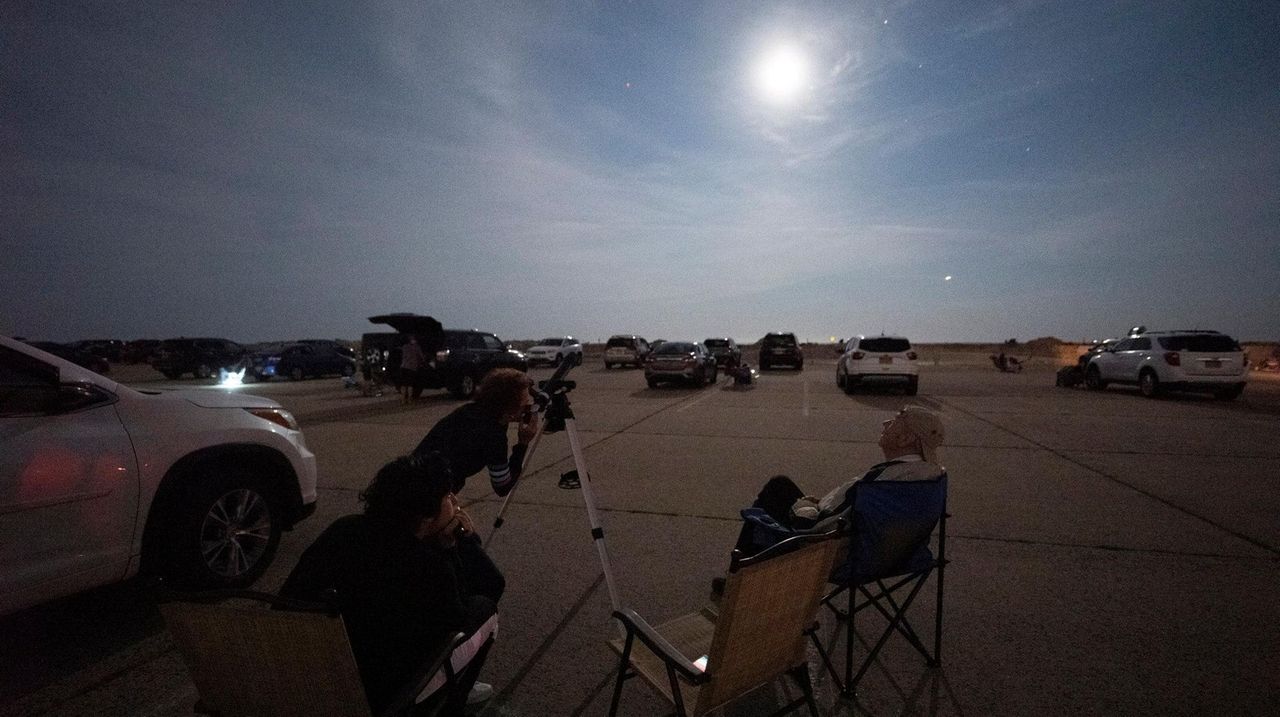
[156, 468, 283, 590]
[905, 376, 919, 396]
[1138, 370, 1162, 398]
[843, 374, 858, 395]
[646, 378, 659, 389]
[291, 367, 304, 381]
[1085, 366, 1108, 390]
[195, 364, 214, 379]
[836, 365, 846, 388]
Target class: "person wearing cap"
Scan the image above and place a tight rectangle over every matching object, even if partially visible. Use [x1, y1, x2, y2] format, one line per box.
[730, 406, 946, 556]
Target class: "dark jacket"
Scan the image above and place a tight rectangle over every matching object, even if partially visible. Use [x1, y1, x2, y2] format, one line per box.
[279, 515, 493, 713]
[414, 402, 526, 495]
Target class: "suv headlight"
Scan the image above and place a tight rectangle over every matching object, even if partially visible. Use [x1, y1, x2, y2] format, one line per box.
[246, 408, 300, 431]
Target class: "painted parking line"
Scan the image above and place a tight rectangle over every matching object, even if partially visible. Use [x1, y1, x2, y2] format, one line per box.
[803, 380, 810, 416]
[677, 382, 726, 412]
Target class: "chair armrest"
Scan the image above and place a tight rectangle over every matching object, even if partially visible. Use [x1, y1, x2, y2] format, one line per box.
[611, 609, 708, 685]
[379, 632, 467, 717]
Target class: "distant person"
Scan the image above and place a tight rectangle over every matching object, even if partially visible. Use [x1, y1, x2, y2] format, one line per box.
[731, 406, 946, 559]
[399, 336, 426, 403]
[280, 454, 498, 714]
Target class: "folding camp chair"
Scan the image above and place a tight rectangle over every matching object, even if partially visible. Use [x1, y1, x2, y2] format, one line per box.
[607, 528, 843, 717]
[158, 587, 466, 717]
[811, 473, 949, 697]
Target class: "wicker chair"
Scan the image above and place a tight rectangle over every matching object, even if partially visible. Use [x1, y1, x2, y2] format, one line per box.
[607, 529, 842, 717]
[158, 588, 464, 717]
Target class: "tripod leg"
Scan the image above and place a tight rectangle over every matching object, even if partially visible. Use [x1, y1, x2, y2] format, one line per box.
[564, 417, 623, 614]
[482, 419, 546, 549]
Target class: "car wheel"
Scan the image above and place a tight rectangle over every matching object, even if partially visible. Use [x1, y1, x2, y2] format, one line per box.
[157, 469, 283, 589]
[836, 365, 846, 388]
[646, 378, 659, 389]
[450, 372, 478, 398]
[1138, 370, 1161, 398]
[1085, 366, 1107, 390]
[291, 367, 305, 381]
[195, 364, 214, 379]
[843, 374, 858, 395]
[905, 376, 919, 396]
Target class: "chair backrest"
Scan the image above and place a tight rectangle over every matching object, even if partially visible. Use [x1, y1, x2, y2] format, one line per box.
[834, 473, 947, 586]
[696, 531, 840, 714]
[160, 599, 373, 717]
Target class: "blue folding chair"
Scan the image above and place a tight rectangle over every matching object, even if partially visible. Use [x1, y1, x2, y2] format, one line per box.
[742, 473, 949, 697]
[815, 473, 949, 696]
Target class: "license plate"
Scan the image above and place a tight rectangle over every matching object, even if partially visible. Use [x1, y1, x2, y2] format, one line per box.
[879, 356, 892, 364]
[1205, 359, 1222, 368]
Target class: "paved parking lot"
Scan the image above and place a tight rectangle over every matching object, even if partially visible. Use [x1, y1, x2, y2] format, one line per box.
[3, 363, 1279, 716]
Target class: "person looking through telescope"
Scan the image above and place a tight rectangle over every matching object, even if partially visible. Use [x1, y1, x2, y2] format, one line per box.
[413, 368, 539, 497]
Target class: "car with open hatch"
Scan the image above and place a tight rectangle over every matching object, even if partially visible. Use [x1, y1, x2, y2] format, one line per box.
[366, 314, 527, 398]
[0, 335, 318, 615]
[837, 335, 920, 395]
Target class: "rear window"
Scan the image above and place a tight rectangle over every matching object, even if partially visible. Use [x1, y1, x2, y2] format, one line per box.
[444, 332, 468, 349]
[762, 334, 796, 347]
[858, 338, 911, 353]
[536, 338, 562, 346]
[1157, 335, 1239, 352]
[704, 339, 729, 348]
[655, 342, 695, 354]
[607, 337, 635, 348]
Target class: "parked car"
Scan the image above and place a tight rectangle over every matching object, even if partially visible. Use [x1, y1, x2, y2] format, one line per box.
[252, 341, 357, 381]
[121, 339, 162, 364]
[22, 341, 111, 374]
[703, 337, 742, 367]
[70, 339, 124, 362]
[366, 314, 527, 398]
[0, 336, 318, 615]
[604, 335, 652, 369]
[152, 338, 248, 380]
[645, 341, 718, 388]
[758, 332, 803, 370]
[837, 335, 919, 395]
[1085, 329, 1248, 399]
[525, 337, 583, 367]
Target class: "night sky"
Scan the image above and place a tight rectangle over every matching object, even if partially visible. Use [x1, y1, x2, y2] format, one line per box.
[3, 1, 1277, 344]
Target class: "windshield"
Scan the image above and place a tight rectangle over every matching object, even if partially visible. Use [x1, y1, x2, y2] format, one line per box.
[704, 339, 729, 348]
[606, 337, 634, 348]
[763, 335, 796, 347]
[858, 338, 911, 353]
[1157, 335, 1239, 352]
[536, 338, 563, 346]
[655, 342, 695, 355]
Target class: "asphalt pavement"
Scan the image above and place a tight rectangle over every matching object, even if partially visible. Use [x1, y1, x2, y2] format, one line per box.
[3, 363, 1279, 716]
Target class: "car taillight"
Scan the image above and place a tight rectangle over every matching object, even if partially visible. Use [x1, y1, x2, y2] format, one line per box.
[851, 351, 864, 359]
[246, 408, 300, 431]
[1163, 351, 1180, 366]
[435, 349, 449, 362]
[906, 351, 917, 360]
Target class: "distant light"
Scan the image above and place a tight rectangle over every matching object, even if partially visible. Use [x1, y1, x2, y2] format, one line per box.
[219, 367, 246, 387]
[944, 275, 953, 281]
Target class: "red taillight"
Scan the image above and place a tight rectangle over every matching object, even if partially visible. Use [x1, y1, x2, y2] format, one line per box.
[1163, 351, 1180, 366]
[906, 351, 917, 360]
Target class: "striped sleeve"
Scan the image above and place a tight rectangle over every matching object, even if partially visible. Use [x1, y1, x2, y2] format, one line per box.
[487, 443, 526, 497]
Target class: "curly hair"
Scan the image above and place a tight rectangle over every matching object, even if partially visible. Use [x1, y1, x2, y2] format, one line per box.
[473, 368, 532, 416]
[359, 453, 454, 534]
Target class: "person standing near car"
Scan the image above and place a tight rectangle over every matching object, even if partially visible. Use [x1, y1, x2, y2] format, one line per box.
[411, 368, 539, 601]
[399, 336, 426, 404]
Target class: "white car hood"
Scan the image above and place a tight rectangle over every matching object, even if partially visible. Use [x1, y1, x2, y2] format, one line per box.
[164, 390, 282, 410]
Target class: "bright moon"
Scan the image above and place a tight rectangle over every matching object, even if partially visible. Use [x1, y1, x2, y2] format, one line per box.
[754, 45, 809, 104]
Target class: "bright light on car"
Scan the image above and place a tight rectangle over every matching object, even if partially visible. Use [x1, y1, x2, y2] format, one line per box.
[219, 367, 246, 387]
[246, 408, 300, 431]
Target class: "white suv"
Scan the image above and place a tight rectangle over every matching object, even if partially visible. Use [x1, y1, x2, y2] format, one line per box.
[525, 336, 583, 367]
[1084, 329, 1248, 400]
[604, 335, 651, 369]
[837, 335, 920, 395]
[0, 336, 318, 615]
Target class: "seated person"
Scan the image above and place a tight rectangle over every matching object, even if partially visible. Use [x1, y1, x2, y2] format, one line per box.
[733, 406, 946, 557]
[280, 453, 498, 715]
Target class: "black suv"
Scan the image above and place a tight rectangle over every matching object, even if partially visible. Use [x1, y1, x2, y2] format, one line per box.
[153, 338, 247, 379]
[366, 314, 527, 398]
[759, 332, 803, 370]
[703, 337, 741, 367]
